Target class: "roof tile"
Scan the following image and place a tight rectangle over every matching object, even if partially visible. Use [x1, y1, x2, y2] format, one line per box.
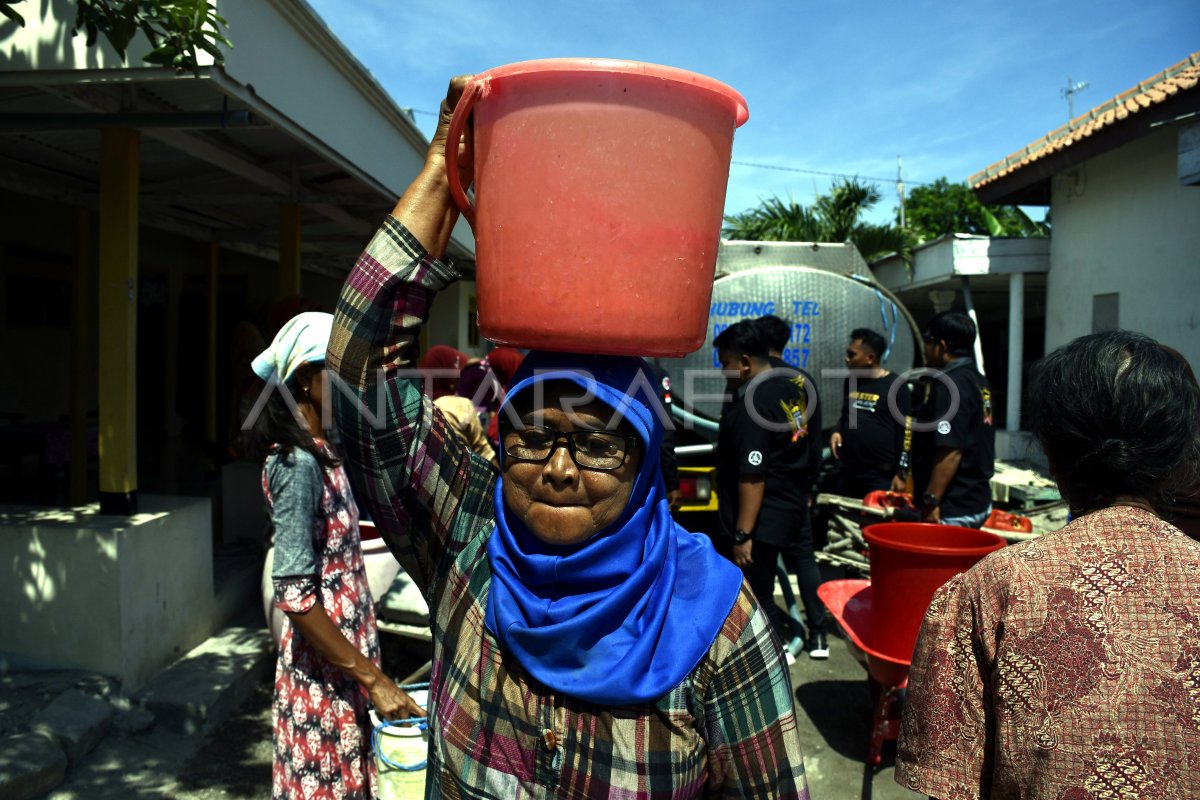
[971, 52, 1200, 189]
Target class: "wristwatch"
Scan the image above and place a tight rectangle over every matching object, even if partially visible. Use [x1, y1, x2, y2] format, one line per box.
[921, 492, 941, 509]
[733, 528, 753, 544]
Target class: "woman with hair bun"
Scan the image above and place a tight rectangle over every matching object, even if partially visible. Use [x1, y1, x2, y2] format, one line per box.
[896, 330, 1200, 799]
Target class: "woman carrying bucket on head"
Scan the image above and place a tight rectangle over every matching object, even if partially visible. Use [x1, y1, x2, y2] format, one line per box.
[327, 67, 809, 797]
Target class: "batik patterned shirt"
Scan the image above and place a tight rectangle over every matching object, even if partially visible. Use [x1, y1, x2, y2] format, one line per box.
[327, 216, 809, 799]
[896, 505, 1200, 799]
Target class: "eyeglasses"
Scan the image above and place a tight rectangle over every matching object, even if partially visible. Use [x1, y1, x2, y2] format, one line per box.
[501, 424, 638, 471]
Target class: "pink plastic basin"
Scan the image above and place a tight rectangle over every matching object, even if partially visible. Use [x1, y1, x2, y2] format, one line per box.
[817, 580, 911, 689]
[446, 58, 749, 357]
[862, 522, 1006, 663]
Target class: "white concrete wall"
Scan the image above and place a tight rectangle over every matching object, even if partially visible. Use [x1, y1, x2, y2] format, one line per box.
[0, 496, 215, 690]
[215, 0, 473, 252]
[1, 0, 178, 71]
[1047, 129, 1200, 370]
[426, 280, 483, 357]
[217, 0, 425, 195]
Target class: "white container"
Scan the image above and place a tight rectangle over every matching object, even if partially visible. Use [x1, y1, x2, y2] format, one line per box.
[360, 521, 403, 603]
[371, 690, 429, 800]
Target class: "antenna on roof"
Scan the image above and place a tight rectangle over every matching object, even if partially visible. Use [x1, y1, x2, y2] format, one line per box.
[1062, 77, 1090, 128]
[896, 155, 906, 230]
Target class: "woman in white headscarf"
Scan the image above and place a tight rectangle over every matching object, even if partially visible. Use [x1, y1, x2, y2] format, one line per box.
[248, 311, 421, 800]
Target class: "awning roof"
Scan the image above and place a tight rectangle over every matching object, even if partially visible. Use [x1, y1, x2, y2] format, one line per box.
[0, 1, 475, 279]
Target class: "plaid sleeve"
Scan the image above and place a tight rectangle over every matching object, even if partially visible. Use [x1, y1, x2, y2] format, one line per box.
[327, 216, 497, 601]
[702, 585, 810, 798]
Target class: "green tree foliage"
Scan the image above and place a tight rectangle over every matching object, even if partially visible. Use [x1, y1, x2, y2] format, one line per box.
[0, 0, 230, 75]
[901, 178, 1047, 242]
[723, 178, 911, 262]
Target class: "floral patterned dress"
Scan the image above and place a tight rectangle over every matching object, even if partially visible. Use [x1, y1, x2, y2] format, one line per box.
[263, 440, 381, 800]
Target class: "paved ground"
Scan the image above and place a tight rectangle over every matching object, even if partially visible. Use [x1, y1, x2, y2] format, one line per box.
[32, 629, 917, 800]
[789, 629, 920, 800]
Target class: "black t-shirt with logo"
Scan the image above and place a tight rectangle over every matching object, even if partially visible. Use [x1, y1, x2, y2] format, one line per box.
[717, 367, 822, 547]
[837, 372, 912, 492]
[914, 358, 996, 517]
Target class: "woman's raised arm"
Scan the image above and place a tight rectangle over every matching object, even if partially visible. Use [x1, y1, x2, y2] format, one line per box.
[390, 75, 473, 256]
[326, 76, 494, 600]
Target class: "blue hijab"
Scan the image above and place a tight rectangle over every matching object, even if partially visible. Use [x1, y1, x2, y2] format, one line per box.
[484, 352, 743, 706]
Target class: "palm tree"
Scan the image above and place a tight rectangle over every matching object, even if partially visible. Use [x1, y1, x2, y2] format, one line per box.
[724, 178, 910, 262]
[722, 196, 823, 242]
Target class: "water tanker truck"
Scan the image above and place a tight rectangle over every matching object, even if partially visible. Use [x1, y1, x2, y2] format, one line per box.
[657, 238, 923, 519]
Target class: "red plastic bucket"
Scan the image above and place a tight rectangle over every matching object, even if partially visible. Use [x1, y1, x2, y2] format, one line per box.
[446, 58, 749, 357]
[862, 522, 1006, 663]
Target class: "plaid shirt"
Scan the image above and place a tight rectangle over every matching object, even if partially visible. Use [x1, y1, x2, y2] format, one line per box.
[328, 216, 810, 799]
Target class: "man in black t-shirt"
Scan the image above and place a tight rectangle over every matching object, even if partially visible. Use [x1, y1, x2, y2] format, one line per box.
[830, 328, 912, 498]
[913, 311, 996, 528]
[714, 321, 827, 657]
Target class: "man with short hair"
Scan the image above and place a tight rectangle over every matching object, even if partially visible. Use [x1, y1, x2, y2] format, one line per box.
[753, 314, 792, 367]
[713, 320, 828, 657]
[914, 311, 995, 528]
[830, 328, 912, 498]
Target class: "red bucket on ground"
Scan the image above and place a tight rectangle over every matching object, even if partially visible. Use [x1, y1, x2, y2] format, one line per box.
[862, 522, 1006, 663]
[446, 58, 749, 357]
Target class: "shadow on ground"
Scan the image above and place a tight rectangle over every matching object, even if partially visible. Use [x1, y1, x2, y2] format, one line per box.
[175, 681, 273, 798]
[795, 677, 899, 765]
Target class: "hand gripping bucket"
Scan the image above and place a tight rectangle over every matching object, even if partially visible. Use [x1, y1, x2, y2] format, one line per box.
[862, 523, 1006, 663]
[371, 685, 429, 800]
[446, 58, 749, 357]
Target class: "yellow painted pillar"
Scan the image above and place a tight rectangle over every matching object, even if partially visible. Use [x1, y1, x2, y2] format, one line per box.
[70, 207, 90, 506]
[97, 128, 139, 515]
[278, 202, 301, 298]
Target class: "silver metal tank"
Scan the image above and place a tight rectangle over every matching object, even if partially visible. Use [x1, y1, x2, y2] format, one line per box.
[659, 242, 919, 433]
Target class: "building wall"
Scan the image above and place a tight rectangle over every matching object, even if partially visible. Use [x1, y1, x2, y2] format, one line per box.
[1047, 129, 1200, 370]
[427, 280, 484, 357]
[0, 495, 215, 690]
[215, 0, 474, 255]
[1, 0, 168, 71]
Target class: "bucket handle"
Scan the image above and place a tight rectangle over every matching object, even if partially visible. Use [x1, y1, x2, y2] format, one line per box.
[444, 78, 483, 228]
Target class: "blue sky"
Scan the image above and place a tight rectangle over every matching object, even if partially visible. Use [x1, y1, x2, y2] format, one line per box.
[307, 0, 1197, 225]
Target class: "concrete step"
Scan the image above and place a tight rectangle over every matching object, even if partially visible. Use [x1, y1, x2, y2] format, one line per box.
[30, 688, 112, 766]
[137, 626, 273, 736]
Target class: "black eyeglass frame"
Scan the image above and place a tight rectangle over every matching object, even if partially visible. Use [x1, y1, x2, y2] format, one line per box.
[499, 423, 640, 471]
